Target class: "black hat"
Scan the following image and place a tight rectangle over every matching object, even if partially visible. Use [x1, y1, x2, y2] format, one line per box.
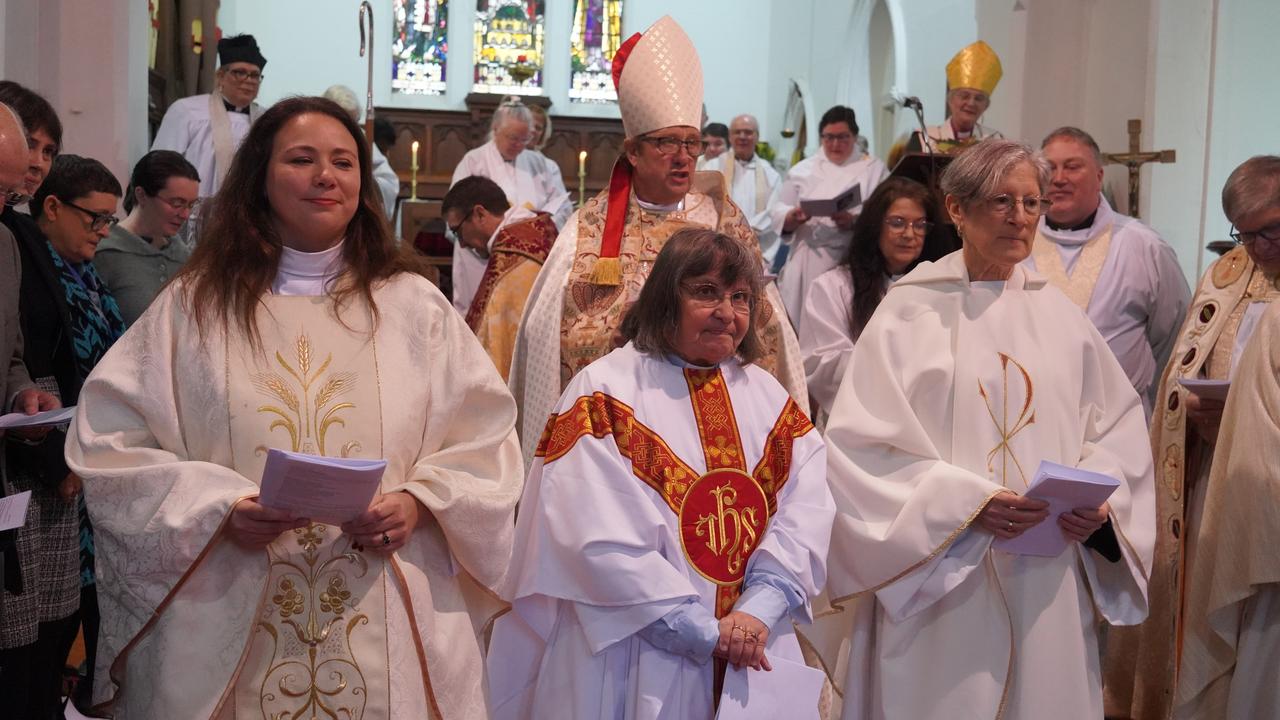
[217, 34, 267, 70]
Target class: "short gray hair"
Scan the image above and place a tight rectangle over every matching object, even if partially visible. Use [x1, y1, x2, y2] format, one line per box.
[1222, 155, 1280, 224]
[1041, 126, 1103, 166]
[322, 85, 362, 123]
[940, 139, 1051, 208]
[491, 97, 533, 132]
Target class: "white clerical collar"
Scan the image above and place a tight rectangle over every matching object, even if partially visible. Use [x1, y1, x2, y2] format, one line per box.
[664, 352, 720, 370]
[635, 195, 684, 213]
[273, 240, 346, 296]
[734, 154, 757, 168]
[1039, 195, 1114, 247]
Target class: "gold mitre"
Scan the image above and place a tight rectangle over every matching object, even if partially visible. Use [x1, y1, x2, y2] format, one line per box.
[613, 15, 703, 138]
[946, 40, 1002, 96]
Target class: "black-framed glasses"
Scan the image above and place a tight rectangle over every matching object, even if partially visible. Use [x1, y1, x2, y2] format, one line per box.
[1229, 223, 1280, 246]
[640, 136, 704, 157]
[681, 282, 753, 313]
[884, 216, 933, 235]
[448, 207, 475, 238]
[987, 194, 1051, 217]
[226, 68, 264, 83]
[820, 132, 855, 143]
[61, 200, 118, 231]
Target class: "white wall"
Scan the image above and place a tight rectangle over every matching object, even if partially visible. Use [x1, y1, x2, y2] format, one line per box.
[0, 0, 149, 208]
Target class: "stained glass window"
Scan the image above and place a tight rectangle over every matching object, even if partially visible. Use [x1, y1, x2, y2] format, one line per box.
[473, 0, 546, 95]
[392, 0, 449, 96]
[569, 0, 624, 103]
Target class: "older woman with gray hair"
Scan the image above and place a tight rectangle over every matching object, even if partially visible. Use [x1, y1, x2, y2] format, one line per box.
[816, 139, 1156, 720]
[487, 227, 834, 718]
[448, 97, 572, 315]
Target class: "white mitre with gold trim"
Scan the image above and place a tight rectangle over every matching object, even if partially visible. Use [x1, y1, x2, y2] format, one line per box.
[614, 15, 703, 138]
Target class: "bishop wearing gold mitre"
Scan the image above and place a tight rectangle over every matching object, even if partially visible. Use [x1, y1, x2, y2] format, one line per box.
[893, 40, 1005, 166]
[506, 15, 807, 464]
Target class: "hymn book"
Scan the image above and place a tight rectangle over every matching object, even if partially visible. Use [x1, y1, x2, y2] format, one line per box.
[799, 184, 863, 217]
[716, 652, 824, 720]
[1178, 377, 1231, 402]
[258, 449, 386, 525]
[992, 460, 1120, 558]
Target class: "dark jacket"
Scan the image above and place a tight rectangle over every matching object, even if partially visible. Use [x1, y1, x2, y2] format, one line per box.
[1, 207, 76, 495]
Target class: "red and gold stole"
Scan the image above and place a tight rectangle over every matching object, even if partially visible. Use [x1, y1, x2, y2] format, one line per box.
[464, 212, 558, 330]
[536, 366, 814, 618]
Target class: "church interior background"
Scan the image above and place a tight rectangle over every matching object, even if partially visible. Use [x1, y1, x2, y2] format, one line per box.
[2, 0, 1275, 287]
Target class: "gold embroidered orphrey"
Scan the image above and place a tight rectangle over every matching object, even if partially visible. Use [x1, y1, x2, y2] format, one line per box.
[225, 308, 394, 720]
[252, 332, 360, 457]
[1031, 224, 1114, 311]
[979, 352, 1037, 487]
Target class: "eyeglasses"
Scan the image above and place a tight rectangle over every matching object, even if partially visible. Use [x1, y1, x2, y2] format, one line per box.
[884, 216, 933, 235]
[640, 136, 704, 157]
[497, 131, 534, 145]
[820, 132, 855, 143]
[3, 189, 31, 207]
[987, 194, 1051, 217]
[682, 282, 753, 313]
[225, 68, 264, 83]
[448, 207, 475, 238]
[1229, 223, 1280, 246]
[155, 194, 200, 212]
[61, 200, 119, 231]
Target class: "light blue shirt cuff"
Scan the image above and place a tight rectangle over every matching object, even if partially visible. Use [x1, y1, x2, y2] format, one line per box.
[637, 599, 719, 664]
[736, 569, 807, 628]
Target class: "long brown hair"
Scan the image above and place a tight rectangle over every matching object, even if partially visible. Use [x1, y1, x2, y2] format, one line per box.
[175, 96, 427, 345]
[839, 177, 939, 335]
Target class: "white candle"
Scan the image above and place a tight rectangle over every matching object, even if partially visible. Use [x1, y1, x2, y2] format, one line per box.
[411, 140, 420, 174]
[578, 150, 588, 176]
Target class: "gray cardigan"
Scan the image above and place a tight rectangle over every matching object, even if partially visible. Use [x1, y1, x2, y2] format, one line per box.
[94, 224, 192, 326]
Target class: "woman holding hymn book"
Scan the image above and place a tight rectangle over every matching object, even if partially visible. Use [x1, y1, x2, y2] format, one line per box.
[812, 139, 1155, 720]
[66, 96, 523, 719]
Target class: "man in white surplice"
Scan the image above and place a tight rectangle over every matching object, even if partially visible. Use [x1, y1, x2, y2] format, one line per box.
[151, 34, 266, 199]
[771, 105, 886, 326]
[1022, 127, 1190, 414]
[449, 100, 572, 315]
[701, 114, 783, 265]
[814, 140, 1155, 720]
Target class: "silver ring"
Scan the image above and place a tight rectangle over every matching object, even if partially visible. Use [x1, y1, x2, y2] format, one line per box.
[381, 532, 391, 546]
[1007, 520, 1014, 530]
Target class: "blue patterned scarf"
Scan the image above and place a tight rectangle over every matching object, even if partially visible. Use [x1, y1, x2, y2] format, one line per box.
[45, 240, 125, 587]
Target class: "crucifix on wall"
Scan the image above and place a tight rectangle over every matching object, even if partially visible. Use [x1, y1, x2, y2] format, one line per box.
[1103, 119, 1175, 220]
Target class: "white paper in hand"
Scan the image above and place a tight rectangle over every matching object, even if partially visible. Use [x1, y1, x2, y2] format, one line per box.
[0, 406, 75, 430]
[258, 449, 386, 525]
[716, 654, 824, 720]
[992, 460, 1119, 557]
[799, 184, 863, 217]
[0, 491, 32, 531]
[1178, 377, 1231, 402]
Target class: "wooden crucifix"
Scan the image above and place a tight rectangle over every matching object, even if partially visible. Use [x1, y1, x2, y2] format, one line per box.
[1102, 119, 1175, 219]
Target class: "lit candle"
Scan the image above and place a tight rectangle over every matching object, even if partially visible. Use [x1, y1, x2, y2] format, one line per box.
[578, 149, 587, 177]
[410, 140, 420, 201]
[577, 150, 588, 208]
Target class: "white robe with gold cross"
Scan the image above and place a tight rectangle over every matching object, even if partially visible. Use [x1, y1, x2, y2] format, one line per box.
[814, 250, 1156, 720]
[65, 274, 524, 719]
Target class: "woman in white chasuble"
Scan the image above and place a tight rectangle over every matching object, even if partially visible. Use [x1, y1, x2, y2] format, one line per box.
[487, 228, 835, 719]
[66, 96, 524, 719]
[818, 140, 1156, 719]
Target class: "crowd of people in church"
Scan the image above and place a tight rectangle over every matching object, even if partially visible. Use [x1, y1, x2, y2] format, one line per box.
[0, 12, 1278, 720]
